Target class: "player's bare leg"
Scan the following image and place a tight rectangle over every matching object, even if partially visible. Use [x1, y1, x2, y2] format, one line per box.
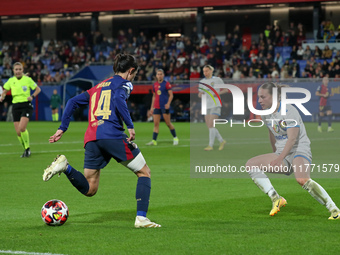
[14, 117, 31, 157]
[318, 111, 324, 132]
[326, 110, 334, 132]
[163, 113, 178, 145]
[83, 168, 101, 197]
[146, 114, 160, 145]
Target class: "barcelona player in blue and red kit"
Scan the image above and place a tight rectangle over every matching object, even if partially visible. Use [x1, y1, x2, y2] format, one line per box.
[316, 76, 334, 132]
[42, 54, 161, 228]
[146, 69, 179, 146]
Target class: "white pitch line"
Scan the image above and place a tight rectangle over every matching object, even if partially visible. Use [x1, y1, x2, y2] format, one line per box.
[0, 136, 338, 148]
[0, 139, 193, 147]
[0, 141, 83, 147]
[0, 149, 84, 155]
[0, 136, 338, 155]
[0, 144, 191, 156]
[0, 250, 66, 255]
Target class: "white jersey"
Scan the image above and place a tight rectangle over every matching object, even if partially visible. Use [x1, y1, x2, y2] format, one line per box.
[199, 76, 224, 109]
[261, 104, 312, 158]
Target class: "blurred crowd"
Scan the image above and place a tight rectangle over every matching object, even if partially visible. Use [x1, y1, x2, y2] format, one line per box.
[1, 19, 340, 84]
[1, 18, 340, 121]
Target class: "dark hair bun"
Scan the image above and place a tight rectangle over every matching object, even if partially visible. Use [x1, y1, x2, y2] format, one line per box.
[113, 53, 138, 74]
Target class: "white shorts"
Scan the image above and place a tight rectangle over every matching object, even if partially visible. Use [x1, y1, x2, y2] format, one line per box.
[120, 152, 146, 173]
[276, 151, 312, 175]
[207, 107, 221, 116]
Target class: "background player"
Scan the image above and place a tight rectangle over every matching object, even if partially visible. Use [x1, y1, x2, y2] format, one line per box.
[246, 82, 340, 219]
[50, 89, 62, 121]
[198, 65, 227, 151]
[316, 76, 334, 132]
[146, 69, 179, 146]
[0, 62, 41, 157]
[42, 53, 161, 228]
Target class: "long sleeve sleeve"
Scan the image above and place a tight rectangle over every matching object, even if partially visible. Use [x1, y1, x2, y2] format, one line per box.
[114, 88, 134, 129]
[59, 92, 90, 132]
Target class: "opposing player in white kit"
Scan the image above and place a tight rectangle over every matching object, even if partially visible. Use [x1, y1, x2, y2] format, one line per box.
[198, 65, 227, 151]
[246, 82, 340, 219]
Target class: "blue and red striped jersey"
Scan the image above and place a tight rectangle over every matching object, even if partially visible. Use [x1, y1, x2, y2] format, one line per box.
[59, 75, 134, 146]
[153, 80, 171, 109]
[316, 84, 331, 106]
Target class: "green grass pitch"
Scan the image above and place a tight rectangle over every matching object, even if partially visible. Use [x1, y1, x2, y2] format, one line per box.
[0, 121, 340, 254]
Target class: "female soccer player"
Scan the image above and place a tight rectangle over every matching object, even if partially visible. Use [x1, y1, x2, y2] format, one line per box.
[246, 82, 340, 219]
[43, 53, 161, 228]
[0, 62, 41, 157]
[316, 76, 334, 132]
[146, 69, 179, 146]
[50, 89, 62, 121]
[198, 65, 226, 151]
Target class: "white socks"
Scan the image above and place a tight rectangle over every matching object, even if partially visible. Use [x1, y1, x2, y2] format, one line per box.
[208, 128, 215, 147]
[248, 168, 279, 202]
[249, 169, 339, 213]
[209, 128, 224, 147]
[302, 179, 339, 213]
[214, 128, 224, 143]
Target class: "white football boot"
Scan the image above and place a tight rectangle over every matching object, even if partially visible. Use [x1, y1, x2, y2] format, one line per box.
[134, 216, 161, 228]
[43, 155, 68, 181]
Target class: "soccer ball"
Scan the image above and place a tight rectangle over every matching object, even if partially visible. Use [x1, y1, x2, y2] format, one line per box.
[41, 199, 69, 226]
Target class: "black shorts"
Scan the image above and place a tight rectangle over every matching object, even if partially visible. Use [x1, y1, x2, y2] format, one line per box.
[153, 108, 169, 115]
[319, 105, 332, 112]
[12, 102, 33, 121]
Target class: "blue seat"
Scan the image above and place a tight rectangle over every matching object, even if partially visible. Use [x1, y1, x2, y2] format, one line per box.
[282, 46, 292, 53]
[297, 60, 307, 66]
[274, 47, 283, 55]
[282, 52, 291, 60]
[297, 60, 307, 74]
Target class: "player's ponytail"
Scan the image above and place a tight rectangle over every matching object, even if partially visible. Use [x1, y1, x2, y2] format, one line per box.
[260, 82, 290, 101]
[113, 53, 138, 74]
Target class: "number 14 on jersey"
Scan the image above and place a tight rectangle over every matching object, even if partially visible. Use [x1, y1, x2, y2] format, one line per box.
[90, 91, 112, 121]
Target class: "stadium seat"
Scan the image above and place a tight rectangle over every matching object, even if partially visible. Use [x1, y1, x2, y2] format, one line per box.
[297, 60, 307, 74]
[283, 46, 292, 53]
[282, 52, 291, 60]
[274, 47, 283, 55]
